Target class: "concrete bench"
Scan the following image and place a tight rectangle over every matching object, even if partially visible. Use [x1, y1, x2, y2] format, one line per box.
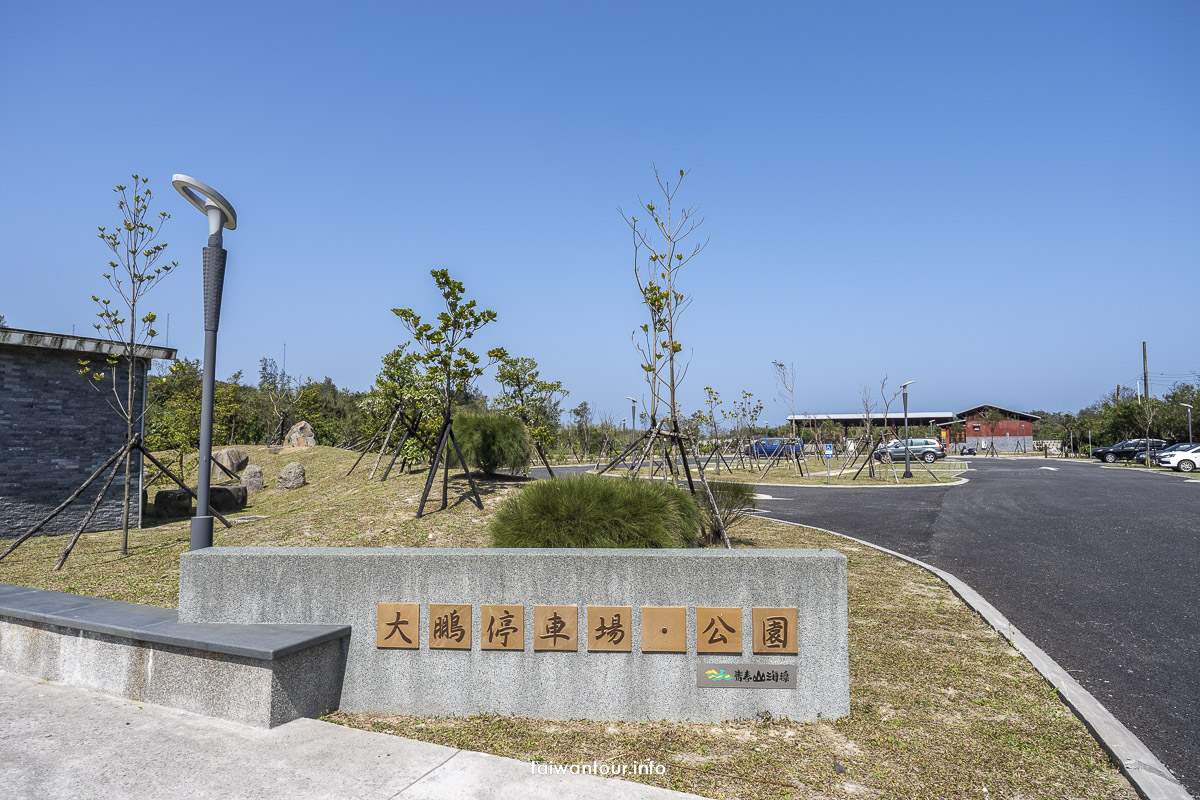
[0, 583, 349, 728]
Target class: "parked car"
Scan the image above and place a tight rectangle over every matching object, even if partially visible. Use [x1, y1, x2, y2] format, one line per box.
[744, 437, 803, 458]
[1091, 439, 1170, 463]
[1134, 441, 1192, 462]
[1157, 443, 1200, 473]
[873, 438, 946, 463]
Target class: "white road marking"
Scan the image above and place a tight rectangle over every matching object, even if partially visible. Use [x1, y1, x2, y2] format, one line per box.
[1038, 467, 1058, 471]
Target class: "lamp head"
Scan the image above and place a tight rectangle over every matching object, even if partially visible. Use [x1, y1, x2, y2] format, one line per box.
[1182, 403, 1194, 410]
[901, 380, 916, 389]
[172, 174, 237, 231]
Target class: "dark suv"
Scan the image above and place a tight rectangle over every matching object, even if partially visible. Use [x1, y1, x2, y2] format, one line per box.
[1091, 439, 1169, 463]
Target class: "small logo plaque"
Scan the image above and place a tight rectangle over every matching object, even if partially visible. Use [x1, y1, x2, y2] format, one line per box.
[696, 662, 797, 689]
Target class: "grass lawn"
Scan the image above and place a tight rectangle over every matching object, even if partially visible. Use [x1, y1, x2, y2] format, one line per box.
[0, 445, 1134, 799]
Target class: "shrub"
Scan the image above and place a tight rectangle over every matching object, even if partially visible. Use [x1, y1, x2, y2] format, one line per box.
[699, 480, 757, 545]
[491, 474, 701, 548]
[453, 412, 531, 476]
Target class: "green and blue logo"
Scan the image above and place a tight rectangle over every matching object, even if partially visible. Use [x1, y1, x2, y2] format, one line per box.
[705, 669, 733, 681]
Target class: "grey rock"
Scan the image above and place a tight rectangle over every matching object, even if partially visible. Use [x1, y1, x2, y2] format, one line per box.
[277, 463, 306, 490]
[154, 490, 192, 519]
[242, 465, 264, 493]
[284, 422, 317, 448]
[214, 447, 249, 474]
[210, 486, 248, 513]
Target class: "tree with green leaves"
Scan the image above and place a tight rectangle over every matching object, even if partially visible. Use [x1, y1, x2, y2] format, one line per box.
[77, 175, 178, 555]
[622, 167, 707, 427]
[493, 353, 567, 474]
[980, 407, 1005, 455]
[392, 268, 501, 515]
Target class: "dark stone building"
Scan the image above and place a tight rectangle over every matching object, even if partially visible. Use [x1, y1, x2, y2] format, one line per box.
[0, 328, 176, 538]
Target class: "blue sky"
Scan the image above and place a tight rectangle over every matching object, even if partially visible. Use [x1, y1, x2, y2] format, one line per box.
[2, 2, 1197, 425]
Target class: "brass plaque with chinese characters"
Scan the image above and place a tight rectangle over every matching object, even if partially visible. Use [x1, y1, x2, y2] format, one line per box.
[695, 607, 742, 654]
[376, 602, 420, 649]
[586, 605, 632, 652]
[429, 603, 471, 650]
[752, 607, 797, 654]
[640, 606, 686, 653]
[481, 604, 524, 651]
[533, 605, 577, 651]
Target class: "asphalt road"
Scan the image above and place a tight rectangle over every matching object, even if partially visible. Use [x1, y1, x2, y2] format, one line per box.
[755, 458, 1199, 793]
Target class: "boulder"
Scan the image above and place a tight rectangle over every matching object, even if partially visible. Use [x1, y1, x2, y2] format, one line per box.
[213, 447, 249, 474]
[278, 462, 306, 490]
[284, 421, 317, 448]
[242, 464, 264, 493]
[210, 485, 248, 513]
[154, 489, 192, 519]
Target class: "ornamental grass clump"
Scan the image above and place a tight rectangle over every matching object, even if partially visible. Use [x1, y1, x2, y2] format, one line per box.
[452, 412, 531, 476]
[490, 474, 700, 548]
[700, 480, 757, 545]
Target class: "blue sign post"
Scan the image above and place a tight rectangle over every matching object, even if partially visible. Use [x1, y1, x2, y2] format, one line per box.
[824, 443, 833, 484]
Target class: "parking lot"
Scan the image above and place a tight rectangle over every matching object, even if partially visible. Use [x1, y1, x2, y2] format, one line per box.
[758, 457, 1200, 794]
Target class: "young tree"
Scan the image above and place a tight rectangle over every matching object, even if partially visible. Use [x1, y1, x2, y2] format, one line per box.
[493, 353, 567, 473]
[858, 383, 878, 477]
[772, 360, 797, 437]
[622, 167, 707, 427]
[78, 176, 178, 555]
[703, 386, 723, 441]
[393, 269, 500, 513]
[570, 401, 594, 457]
[980, 407, 1005, 455]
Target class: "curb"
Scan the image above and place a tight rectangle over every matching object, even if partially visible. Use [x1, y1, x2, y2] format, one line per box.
[764, 517, 1194, 800]
[748, 476, 970, 490]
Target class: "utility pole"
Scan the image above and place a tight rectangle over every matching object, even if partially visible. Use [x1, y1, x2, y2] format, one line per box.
[1143, 341, 1149, 401]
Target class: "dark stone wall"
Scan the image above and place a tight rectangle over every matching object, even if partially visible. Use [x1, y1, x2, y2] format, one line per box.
[0, 345, 148, 538]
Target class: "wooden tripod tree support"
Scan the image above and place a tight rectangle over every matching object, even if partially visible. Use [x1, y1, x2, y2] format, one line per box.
[596, 420, 728, 549]
[381, 410, 435, 482]
[370, 405, 404, 479]
[0, 436, 231, 568]
[415, 418, 483, 519]
[346, 403, 406, 477]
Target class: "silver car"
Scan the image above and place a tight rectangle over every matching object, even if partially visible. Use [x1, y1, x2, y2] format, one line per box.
[873, 438, 946, 464]
[1157, 443, 1200, 473]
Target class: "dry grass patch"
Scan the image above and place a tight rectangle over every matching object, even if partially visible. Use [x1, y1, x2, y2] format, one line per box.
[0, 445, 513, 607]
[330, 520, 1135, 799]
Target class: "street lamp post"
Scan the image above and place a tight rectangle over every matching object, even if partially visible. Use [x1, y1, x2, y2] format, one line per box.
[901, 380, 916, 478]
[627, 397, 637, 449]
[1183, 403, 1194, 444]
[172, 175, 237, 552]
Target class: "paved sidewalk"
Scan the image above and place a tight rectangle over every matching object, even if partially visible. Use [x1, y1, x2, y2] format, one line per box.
[0, 673, 704, 800]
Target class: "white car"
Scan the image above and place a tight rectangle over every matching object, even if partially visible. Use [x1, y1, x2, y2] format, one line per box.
[1157, 443, 1200, 473]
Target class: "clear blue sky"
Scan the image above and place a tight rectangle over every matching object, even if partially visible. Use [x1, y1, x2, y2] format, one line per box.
[3, 2, 1197, 425]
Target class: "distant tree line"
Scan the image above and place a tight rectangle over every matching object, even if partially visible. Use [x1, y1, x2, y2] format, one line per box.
[1033, 377, 1198, 450]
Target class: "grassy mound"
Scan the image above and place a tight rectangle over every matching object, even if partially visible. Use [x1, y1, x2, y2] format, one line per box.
[490, 474, 700, 548]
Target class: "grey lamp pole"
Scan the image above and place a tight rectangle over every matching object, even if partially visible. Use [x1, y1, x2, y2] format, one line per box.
[1183, 403, 1194, 444]
[901, 380, 915, 478]
[172, 175, 237, 551]
[627, 397, 637, 448]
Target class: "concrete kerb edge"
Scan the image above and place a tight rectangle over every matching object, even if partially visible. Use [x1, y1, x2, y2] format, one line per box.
[592, 469, 973, 490]
[762, 517, 1194, 800]
[748, 476, 970, 490]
